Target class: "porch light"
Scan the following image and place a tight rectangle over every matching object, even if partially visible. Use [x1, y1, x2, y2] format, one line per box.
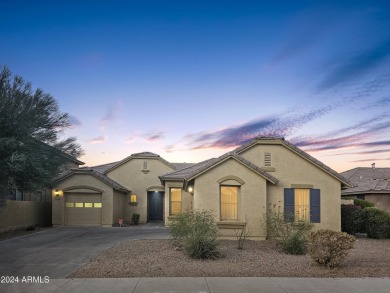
[55, 190, 59, 197]
[188, 186, 194, 193]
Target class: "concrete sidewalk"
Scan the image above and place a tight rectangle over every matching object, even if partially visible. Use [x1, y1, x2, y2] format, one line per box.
[1, 277, 390, 293]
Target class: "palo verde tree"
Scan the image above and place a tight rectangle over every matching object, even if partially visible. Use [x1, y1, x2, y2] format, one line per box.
[0, 66, 83, 205]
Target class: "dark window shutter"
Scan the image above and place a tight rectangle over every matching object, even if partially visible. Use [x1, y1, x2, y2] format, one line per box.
[310, 189, 320, 223]
[284, 188, 295, 222]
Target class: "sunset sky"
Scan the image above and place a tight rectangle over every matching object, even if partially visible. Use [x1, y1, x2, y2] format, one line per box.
[1, 0, 390, 172]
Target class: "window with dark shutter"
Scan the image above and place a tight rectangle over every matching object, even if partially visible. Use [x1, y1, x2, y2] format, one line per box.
[283, 188, 321, 223]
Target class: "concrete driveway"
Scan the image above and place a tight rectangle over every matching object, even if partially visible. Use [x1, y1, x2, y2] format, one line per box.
[0, 223, 170, 278]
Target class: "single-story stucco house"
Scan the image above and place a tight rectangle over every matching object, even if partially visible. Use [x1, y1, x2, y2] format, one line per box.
[341, 165, 390, 212]
[52, 136, 350, 239]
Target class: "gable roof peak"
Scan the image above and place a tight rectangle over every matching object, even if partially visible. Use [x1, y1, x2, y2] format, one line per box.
[131, 151, 160, 157]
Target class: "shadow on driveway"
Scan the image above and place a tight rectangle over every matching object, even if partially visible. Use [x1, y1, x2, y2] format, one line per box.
[0, 224, 170, 278]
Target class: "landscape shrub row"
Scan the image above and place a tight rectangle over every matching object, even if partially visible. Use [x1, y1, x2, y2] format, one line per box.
[341, 204, 390, 239]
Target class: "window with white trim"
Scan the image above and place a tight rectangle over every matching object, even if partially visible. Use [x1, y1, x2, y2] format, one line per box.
[220, 186, 238, 221]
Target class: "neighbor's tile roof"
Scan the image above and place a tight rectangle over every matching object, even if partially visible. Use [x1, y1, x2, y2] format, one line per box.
[341, 167, 390, 194]
[234, 136, 350, 187]
[160, 152, 279, 184]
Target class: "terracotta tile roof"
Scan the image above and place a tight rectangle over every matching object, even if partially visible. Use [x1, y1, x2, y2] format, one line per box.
[171, 162, 196, 170]
[234, 136, 351, 187]
[341, 167, 390, 194]
[103, 152, 176, 174]
[81, 161, 120, 173]
[54, 168, 129, 193]
[160, 158, 217, 181]
[160, 152, 279, 184]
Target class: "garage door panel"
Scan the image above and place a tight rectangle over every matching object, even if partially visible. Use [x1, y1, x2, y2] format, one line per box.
[65, 193, 102, 226]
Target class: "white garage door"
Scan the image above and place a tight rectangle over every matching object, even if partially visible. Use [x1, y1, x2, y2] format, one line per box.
[65, 193, 102, 226]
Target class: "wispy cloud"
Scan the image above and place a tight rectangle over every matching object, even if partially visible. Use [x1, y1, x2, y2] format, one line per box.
[317, 40, 390, 91]
[99, 101, 121, 131]
[143, 131, 165, 142]
[290, 115, 390, 154]
[125, 130, 165, 144]
[167, 106, 332, 151]
[89, 136, 106, 144]
[351, 158, 390, 163]
[362, 95, 390, 110]
[327, 149, 390, 156]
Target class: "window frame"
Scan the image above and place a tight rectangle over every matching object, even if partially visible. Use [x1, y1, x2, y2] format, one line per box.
[284, 188, 320, 223]
[169, 187, 182, 215]
[220, 185, 239, 221]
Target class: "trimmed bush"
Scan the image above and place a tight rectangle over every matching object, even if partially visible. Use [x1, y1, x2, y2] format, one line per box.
[364, 207, 390, 239]
[169, 210, 220, 259]
[354, 199, 374, 209]
[341, 204, 365, 234]
[308, 229, 355, 268]
[131, 213, 140, 225]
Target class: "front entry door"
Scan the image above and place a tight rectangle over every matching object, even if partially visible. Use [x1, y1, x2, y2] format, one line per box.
[148, 191, 164, 221]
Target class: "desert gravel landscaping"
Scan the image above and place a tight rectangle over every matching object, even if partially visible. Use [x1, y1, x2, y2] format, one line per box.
[71, 237, 390, 278]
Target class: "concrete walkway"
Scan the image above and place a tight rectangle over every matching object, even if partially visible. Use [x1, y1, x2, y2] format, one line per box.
[1, 277, 390, 293]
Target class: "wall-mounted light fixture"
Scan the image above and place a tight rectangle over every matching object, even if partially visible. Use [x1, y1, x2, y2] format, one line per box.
[54, 189, 61, 200]
[188, 186, 194, 194]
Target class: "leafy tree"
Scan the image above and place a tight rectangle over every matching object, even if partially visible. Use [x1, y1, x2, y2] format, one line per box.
[0, 66, 83, 204]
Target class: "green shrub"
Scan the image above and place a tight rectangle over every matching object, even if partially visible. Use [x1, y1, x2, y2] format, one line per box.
[354, 199, 374, 209]
[282, 230, 308, 255]
[169, 212, 192, 244]
[169, 210, 220, 259]
[308, 229, 355, 268]
[261, 204, 312, 255]
[131, 213, 140, 225]
[364, 207, 390, 239]
[341, 204, 365, 234]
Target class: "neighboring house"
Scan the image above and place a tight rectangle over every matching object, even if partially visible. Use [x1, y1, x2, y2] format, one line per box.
[341, 165, 390, 212]
[52, 137, 350, 239]
[0, 154, 84, 232]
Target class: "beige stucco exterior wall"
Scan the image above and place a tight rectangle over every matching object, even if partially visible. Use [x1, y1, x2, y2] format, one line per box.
[0, 201, 43, 232]
[193, 158, 268, 239]
[113, 190, 126, 223]
[106, 158, 174, 223]
[240, 144, 342, 231]
[164, 181, 192, 224]
[52, 174, 115, 227]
